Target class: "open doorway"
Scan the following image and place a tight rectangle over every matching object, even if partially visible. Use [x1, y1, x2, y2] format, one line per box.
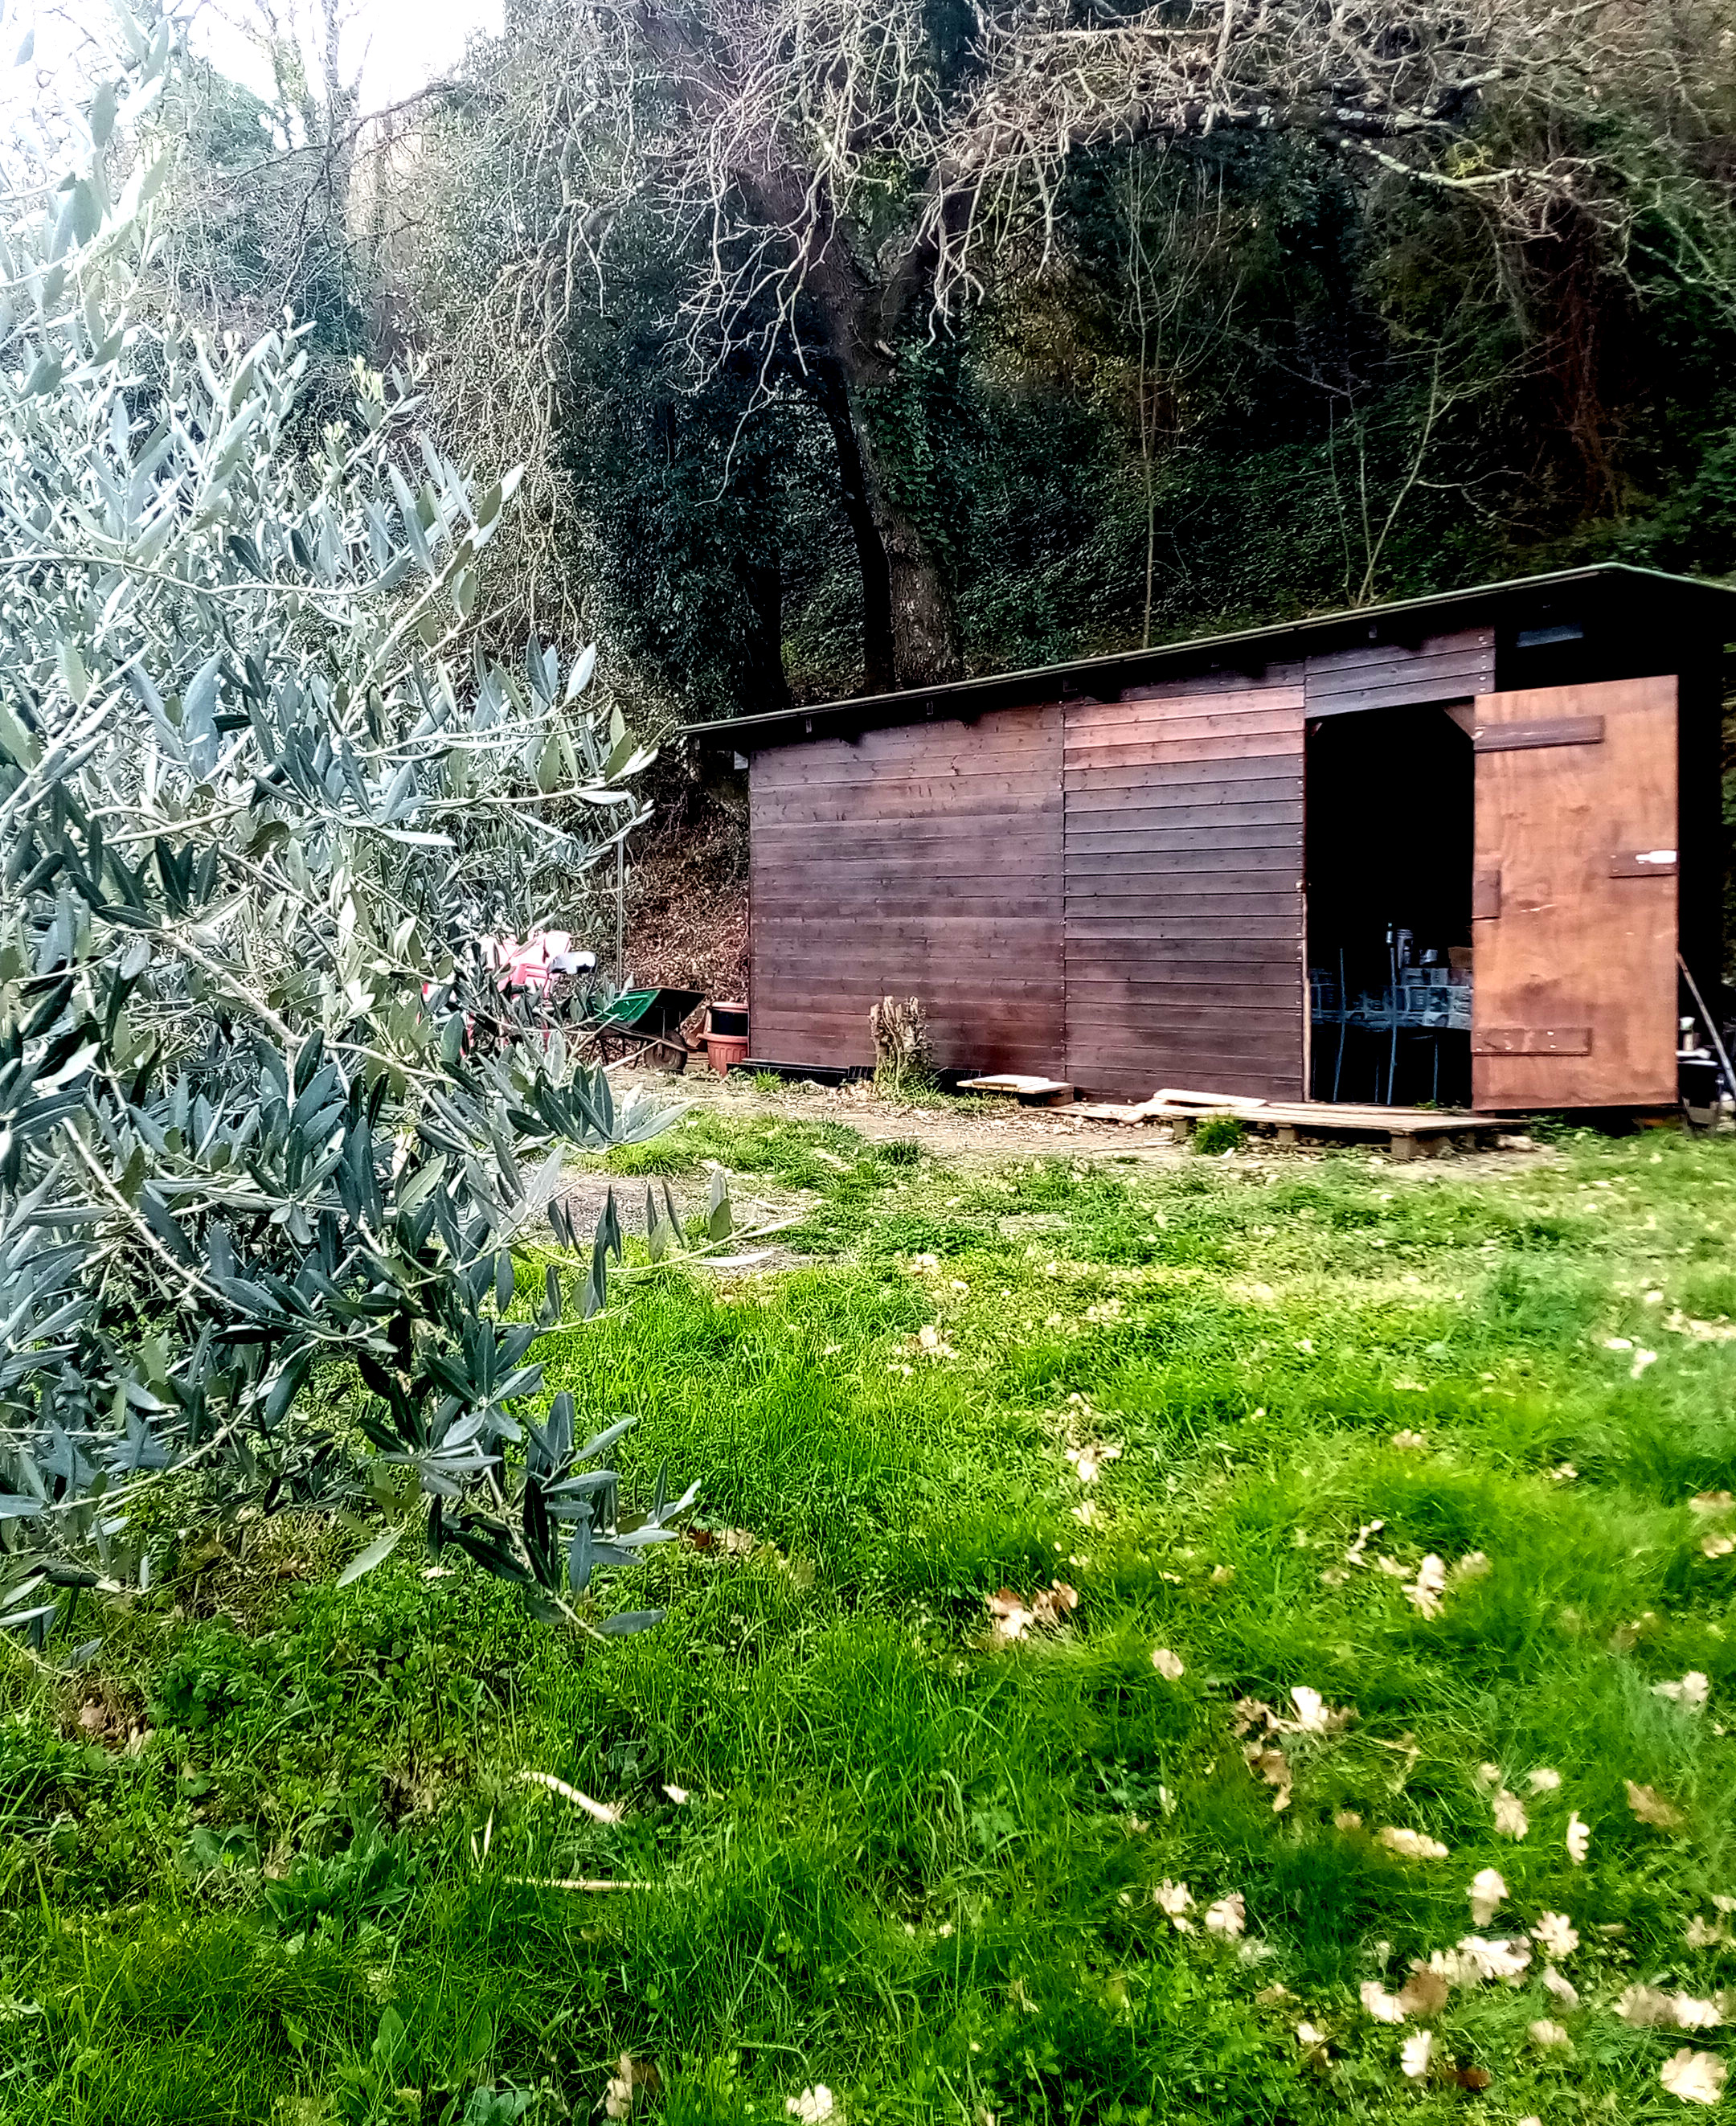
[1305, 705, 1474, 1106]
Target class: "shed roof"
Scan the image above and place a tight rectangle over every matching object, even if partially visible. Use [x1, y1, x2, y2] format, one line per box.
[681, 563, 1736, 750]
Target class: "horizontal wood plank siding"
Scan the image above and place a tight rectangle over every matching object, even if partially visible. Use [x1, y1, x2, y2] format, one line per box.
[1304, 628, 1496, 717]
[748, 705, 1066, 1074]
[1064, 686, 1305, 1100]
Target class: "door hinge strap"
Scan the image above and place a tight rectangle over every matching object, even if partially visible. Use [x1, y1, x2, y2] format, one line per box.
[1472, 715, 1605, 752]
[1472, 1026, 1593, 1056]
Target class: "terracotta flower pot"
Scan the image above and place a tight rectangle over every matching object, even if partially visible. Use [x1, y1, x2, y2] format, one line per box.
[702, 1000, 748, 1075]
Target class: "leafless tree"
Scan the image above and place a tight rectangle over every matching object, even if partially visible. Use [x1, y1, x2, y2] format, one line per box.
[407, 0, 1732, 690]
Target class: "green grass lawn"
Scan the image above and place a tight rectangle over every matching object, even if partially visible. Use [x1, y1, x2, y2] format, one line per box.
[4, 1116, 1735, 2124]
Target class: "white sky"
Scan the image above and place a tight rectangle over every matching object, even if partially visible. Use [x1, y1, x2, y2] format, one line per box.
[189, 0, 503, 113]
[10, 0, 502, 121]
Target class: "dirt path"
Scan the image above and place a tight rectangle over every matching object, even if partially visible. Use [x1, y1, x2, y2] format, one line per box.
[614, 1063, 1554, 1182]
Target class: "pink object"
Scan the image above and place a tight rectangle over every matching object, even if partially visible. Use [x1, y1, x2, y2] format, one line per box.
[483, 930, 583, 994]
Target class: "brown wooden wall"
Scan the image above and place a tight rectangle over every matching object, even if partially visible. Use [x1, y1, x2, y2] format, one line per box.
[744, 622, 1522, 1100]
[1304, 628, 1496, 717]
[748, 705, 1065, 1074]
[1063, 674, 1306, 1099]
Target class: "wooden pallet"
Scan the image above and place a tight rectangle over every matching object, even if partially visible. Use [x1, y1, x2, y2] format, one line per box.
[1076, 1091, 1517, 1159]
[957, 1073, 1077, 1107]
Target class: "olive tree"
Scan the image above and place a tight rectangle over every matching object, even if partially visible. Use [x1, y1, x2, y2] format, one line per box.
[0, 6, 698, 1649]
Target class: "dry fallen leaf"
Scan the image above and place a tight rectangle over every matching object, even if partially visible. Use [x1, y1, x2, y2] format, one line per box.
[985, 1591, 1035, 1644]
[1528, 2018, 1571, 2049]
[1652, 1672, 1711, 1714]
[1492, 1790, 1529, 1839]
[1685, 1915, 1731, 1949]
[1203, 1892, 1246, 1940]
[1378, 1825, 1450, 1862]
[1395, 1966, 1451, 2019]
[1286, 1685, 1354, 1735]
[1528, 1767, 1562, 1793]
[1360, 1981, 1406, 2025]
[1689, 1491, 1734, 1518]
[686, 1525, 760, 1557]
[1154, 1879, 1195, 1932]
[1542, 1965, 1580, 2011]
[1151, 1647, 1185, 1682]
[1618, 1985, 1680, 2028]
[1404, 1554, 1448, 1618]
[1626, 1780, 1687, 1831]
[786, 2088, 837, 2125]
[603, 2054, 662, 2120]
[1467, 1867, 1508, 1926]
[1703, 1532, 1735, 1559]
[1391, 1429, 1427, 1451]
[1660, 2049, 1728, 2106]
[663, 1784, 690, 1805]
[1432, 1936, 1531, 1985]
[1400, 2030, 1433, 2079]
[1566, 1811, 1591, 1864]
[1533, 1911, 1578, 1960]
[987, 1581, 1075, 1644]
[1673, 1997, 1726, 2032]
[1245, 1745, 1293, 1813]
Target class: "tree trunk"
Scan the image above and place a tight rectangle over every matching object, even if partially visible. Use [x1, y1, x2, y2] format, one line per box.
[810, 356, 960, 694]
[875, 481, 960, 691]
[813, 363, 897, 695]
[739, 553, 790, 708]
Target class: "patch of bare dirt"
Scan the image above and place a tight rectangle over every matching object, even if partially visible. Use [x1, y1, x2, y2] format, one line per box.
[628, 1066, 1558, 1181]
[555, 1166, 813, 1237]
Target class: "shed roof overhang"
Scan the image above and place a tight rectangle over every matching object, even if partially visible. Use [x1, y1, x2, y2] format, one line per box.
[680, 563, 1736, 752]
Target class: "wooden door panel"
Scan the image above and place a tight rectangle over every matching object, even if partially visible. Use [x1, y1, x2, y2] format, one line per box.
[1472, 676, 1677, 1109]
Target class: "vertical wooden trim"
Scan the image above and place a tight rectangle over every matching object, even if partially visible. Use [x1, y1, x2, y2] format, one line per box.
[1300, 734, 1312, 1096]
[747, 753, 758, 1047]
[1061, 700, 1072, 1088]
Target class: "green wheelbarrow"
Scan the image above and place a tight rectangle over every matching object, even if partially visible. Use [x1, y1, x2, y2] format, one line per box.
[579, 986, 706, 1071]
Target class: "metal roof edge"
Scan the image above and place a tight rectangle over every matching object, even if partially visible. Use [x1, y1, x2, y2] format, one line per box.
[679, 563, 1736, 746]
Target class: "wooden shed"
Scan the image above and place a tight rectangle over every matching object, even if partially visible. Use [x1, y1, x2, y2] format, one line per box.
[688, 566, 1735, 1111]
